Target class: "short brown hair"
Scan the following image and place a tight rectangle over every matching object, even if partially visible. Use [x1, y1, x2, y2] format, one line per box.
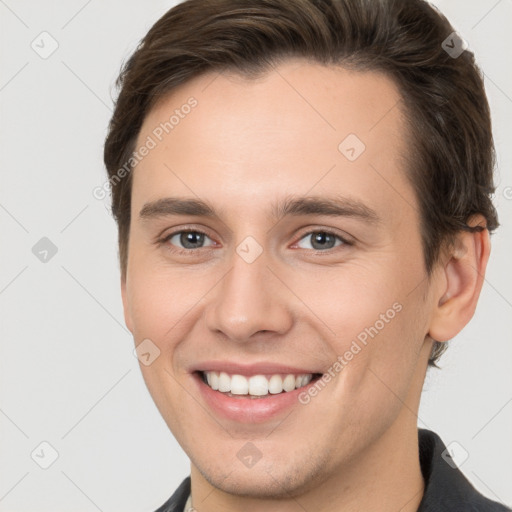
[103, 0, 498, 367]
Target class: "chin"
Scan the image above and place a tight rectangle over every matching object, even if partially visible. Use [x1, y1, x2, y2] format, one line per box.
[193, 451, 329, 500]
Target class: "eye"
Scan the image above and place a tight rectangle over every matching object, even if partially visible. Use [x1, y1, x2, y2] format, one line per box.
[163, 230, 215, 251]
[295, 230, 349, 251]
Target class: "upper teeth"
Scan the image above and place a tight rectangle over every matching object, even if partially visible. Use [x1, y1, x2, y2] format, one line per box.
[204, 371, 313, 396]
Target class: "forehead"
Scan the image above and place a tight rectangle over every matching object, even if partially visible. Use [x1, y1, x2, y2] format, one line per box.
[132, 59, 413, 226]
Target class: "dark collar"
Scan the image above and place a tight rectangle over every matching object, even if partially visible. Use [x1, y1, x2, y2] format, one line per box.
[154, 429, 510, 511]
[154, 476, 190, 512]
[416, 428, 509, 511]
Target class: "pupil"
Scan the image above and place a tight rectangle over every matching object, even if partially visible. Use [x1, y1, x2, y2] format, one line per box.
[312, 232, 335, 250]
[181, 232, 204, 248]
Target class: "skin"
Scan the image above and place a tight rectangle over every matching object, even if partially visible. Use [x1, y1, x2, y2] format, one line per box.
[121, 59, 490, 512]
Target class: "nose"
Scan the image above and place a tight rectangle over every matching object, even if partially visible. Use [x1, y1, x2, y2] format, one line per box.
[204, 250, 294, 343]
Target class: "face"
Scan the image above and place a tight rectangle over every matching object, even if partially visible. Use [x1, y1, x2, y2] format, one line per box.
[122, 60, 436, 498]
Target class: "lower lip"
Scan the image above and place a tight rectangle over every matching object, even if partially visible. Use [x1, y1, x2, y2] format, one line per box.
[193, 372, 319, 424]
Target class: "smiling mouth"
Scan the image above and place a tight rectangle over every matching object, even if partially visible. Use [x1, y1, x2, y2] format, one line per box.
[198, 371, 323, 398]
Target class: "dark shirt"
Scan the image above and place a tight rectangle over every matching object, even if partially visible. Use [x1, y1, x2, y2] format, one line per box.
[154, 429, 511, 511]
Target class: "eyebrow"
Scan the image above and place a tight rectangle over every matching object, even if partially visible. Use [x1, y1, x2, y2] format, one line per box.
[139, 195, 380, 224]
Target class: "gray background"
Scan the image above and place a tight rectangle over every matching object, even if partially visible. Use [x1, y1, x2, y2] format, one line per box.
[0, 0, 511, 510]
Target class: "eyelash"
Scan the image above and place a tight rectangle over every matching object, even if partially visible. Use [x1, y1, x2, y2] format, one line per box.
[158, 227, 353, 256]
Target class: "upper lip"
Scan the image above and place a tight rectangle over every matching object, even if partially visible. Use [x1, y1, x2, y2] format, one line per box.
[192, 361, 322, 376]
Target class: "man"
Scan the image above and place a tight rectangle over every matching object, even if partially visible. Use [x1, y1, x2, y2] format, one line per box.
[103, 0, 509, 510]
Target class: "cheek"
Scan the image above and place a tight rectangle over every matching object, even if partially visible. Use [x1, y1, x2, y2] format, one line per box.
[125, 261, 225, 406]
[289, 260, 405, 343]
[293, 257, 427, 393]
[125, 264, 208, 430]
[126, 258, 210, 343]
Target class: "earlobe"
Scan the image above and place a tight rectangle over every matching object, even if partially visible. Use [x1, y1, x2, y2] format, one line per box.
[428, 217, 491, 343]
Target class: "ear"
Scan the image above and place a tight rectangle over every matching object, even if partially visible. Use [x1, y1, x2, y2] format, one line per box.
[121, 274, 134, 333]
[428, 215, 491, 342]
